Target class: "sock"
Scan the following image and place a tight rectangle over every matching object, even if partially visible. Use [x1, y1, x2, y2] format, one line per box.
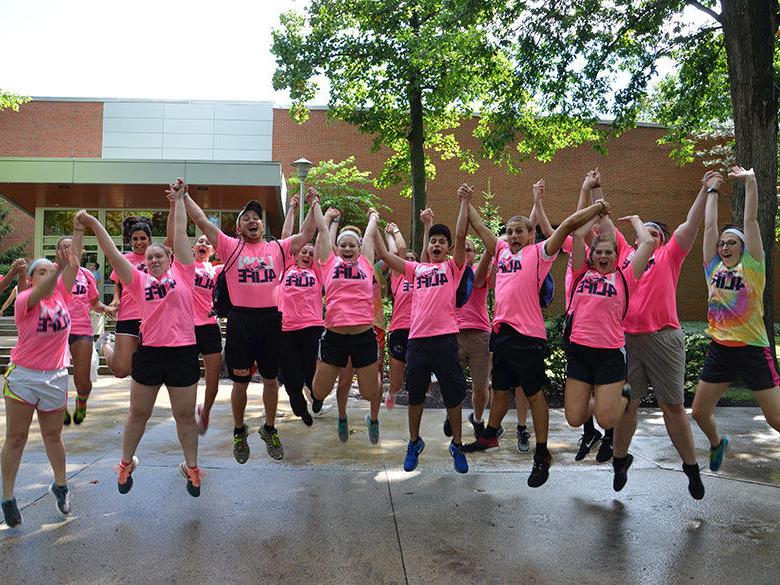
[451, 441, 462, 447]
[263, 424, 275, 434]
[483, 425, 498, 439]
[411, 437, 421, 445]
[472, 415, 483, 424]
[613, 455, 629, 467]
[369, 418, 378, 424]
[682, 462, 700, 475]
[517, 424, 527, 432]
[234, 426, 246, 436]
[604, 428, 614, 440]
[583, 417, 596, 435]
[535, 443, 549, 458]
[338, 417, 347, 423]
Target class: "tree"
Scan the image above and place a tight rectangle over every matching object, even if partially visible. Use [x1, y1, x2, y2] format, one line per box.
[272, 1, 598, 251]
[286, 157, 389, 230]
[0, 200, 30, 312]
[0, 91, 29, 112]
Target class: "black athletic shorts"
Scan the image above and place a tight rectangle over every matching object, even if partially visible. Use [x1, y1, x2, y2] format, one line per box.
[490, 324, 548, 396]
[319, 328, 378, 369]
[131, 344, 200, 387]
[566, 342, 626, 386]
[116, 319, 141, 337]
[388, 329, 410, 362]
[405, 334, 466, 409]
[195, 323, 223, 356]
[68, 334, 93, 345]
[225, 307, 282, 382]
[700, 340, 780, 391]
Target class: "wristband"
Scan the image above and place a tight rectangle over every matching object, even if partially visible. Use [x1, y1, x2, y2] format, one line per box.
[706, 187, 719, 194]
[393, 229, 401, 235]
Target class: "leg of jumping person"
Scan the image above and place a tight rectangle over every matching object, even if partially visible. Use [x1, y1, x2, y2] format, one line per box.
[387, 356, 405, 408]
[1, 398, 35, 502]
[564, 378, 594, 428]
[592, 382, 628, 431]
[514, 390, 531, 452]
[38, 408, 69, 513]
[279, 330, 313, 426]
[169, 383, 202, 497]
[313, 360, 346, 440]
[526, 388, 551, 487]
[335, 361, 353, 441]
[117, 381, 161, 493]
[196, 352, 222, 434]
[691, 380, 730, 467]
[357, 362, 381, 444]
[70, 338, 93, 424]
[104, 334, 137, 379]
[754, 387, 780, 432]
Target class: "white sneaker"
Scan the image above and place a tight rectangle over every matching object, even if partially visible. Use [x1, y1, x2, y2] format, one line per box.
[313, 403, 334, 417]
[95, 331, 114, 356]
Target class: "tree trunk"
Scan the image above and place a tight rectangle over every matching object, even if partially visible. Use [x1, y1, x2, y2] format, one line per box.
[720, 0, 778, 357]
[408, 85, 427, 253]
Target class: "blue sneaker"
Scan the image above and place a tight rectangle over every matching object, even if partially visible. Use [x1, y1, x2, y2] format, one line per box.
[449, 441, 469, 474]
[337, 417, 349, 442]
[403, 438, 425, 471]
[365, 414, 379, 444]
[709, 436, 729, 472]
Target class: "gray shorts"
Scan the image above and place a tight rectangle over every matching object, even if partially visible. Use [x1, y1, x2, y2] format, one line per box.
[3, 363, 68, 412]
[625, 327, 685, 404]
[457, 329, 491, 391]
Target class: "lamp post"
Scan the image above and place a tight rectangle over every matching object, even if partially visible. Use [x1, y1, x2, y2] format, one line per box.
[291, 158, 313, 230]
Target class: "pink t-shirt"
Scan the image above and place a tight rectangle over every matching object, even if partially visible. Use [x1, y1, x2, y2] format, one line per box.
[111, 252, 147, 321]
[126, 259, 196, 348]
[67, 267, 99, 336]
[404, 258, 464, 339]
[456, 281, 490, 332]
[279, 264, 325, 332]
[12, 278, 72, 370]
[388, 271, 414, 332]
[493, 240, 557, 340]
[320, 254, 374, 328]
[616, 230, 687, 335]
[568, 264, 639, 349]
[192, 261, 223, 326]
[215, 232, 293, 309]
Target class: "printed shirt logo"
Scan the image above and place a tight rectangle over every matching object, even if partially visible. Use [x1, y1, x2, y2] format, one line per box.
[72, 272, 88, 296]
[576, 271, 619, 298]
[497, 248, 524, 274]
[37, 301, 70, 333]
[285, 268, 317, 288]
[622, 251, 655, 273]
[332, 260, 367, 280]
[414, 263, 449, 289]
[194, 271, 217, 291]
[144, 275, 177, 301]
[237, 254, 277, 284]
[710, 267, 746, 292]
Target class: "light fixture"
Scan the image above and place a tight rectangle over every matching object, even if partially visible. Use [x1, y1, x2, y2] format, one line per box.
[291, 158, 313, 227]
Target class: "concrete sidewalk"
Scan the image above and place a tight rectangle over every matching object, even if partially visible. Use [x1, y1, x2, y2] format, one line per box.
[1, 377, 778, 585]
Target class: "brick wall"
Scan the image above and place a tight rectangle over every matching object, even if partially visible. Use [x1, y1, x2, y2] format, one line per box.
[273, 108, 780, 320]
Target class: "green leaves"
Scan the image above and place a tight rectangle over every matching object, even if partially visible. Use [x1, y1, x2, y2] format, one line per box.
[0, 91, 30, 112]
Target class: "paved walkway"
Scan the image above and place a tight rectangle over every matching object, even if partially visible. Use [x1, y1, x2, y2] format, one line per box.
[1, 377, 779, 585]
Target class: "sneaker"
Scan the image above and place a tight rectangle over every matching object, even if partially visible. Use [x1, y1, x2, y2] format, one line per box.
[574, 430, 602, 461]
[1, 498, 22, 527]
[468, 412, 485, 438]
[96, 331, 114, 356]
[50, 483, 71, 515]
[233, 426, 250, 464]
[117, 456, 139, 494]
[528, 452, 552, 487]
[403, 438, 425, 472]
[613, 454, 634, 492]
[337, 417, 349, 442]
[195, 404, 209, 435]
[517, 427, 531, 453]
[443, 417, 453, 437]
[496, 425, 506, 440]
[73, 405, 87, 425]
[178, 463, 201, 497]
[595, 436, 613, 463]
[461, 435, 499, 453]
[709, 436, 729, 472]
[258, 426, 284, 460]
[301, 410, 313, 426]
[313, 402, 333, 417]
[385, 392, 396, 409]
[449, 441, 469, 474]
[312, 398, 323, 414]
[365, 415, 379, 444]
[683, 462, 705, 500]
[63, 408, 71, 426]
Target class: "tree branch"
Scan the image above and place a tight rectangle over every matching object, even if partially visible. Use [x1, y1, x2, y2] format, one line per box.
[686, 0, 721, 23]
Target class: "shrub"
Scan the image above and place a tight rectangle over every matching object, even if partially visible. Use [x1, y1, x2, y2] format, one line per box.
[684, 332, 710, 392]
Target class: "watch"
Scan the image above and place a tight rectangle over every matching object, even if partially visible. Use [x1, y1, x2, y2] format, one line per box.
[706, 187, 719, 194]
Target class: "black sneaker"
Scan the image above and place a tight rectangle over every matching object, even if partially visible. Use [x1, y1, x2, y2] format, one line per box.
[1, 498, 22, 527]
[574, 430, 602, 461]
[468, 412, 485, 438]
[683, 463, 705, 500]
[312, 399, 323, 414]
[63, 409, 71, 426]
[595, 436, 613, 462]
[50, 483, 71, 515]
[528, 452, 552, 488]
[301, 410, 313, 426]
[613, 454, 634, 492]
[233, 426, 250, 464]
[443, 417, 453, 437]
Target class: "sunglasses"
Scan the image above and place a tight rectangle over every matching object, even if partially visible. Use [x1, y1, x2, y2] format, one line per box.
[716, 240, 741, 249]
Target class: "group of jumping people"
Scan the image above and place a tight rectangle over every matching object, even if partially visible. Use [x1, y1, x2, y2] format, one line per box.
[2, 165, 779, 528]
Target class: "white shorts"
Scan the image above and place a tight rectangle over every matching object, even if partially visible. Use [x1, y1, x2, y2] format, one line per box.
[3, 363, 68, 412]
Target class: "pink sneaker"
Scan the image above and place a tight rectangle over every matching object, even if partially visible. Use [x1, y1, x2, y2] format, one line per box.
[385, 392, 397, 409]
[195, 404, 209, 435]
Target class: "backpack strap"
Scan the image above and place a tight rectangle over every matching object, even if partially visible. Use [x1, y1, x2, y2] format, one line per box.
[274, 239, 287, 281]
[616, 267, 630, 320]
[222, 236, 245, 274]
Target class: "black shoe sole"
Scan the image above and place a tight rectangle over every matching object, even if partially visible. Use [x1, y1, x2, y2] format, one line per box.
[118, 476, 133, 494]
[613, 454, 633, 492]
[302, 413, 314, 426]
[443, 418, 453, 437]
[186, 483, 201, 497]
[528, 468, 550, 488]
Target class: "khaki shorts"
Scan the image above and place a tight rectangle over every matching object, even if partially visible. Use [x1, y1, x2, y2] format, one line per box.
[458, 329, 491, 391]
[3, 363, 68, 412]
[625, 328, 685, 404]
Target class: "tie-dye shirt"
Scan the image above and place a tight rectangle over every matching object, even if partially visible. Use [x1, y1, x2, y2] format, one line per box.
[705, 251, 769, 347]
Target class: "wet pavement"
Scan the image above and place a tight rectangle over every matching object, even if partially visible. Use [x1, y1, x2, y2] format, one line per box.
[1, 377, 779, 585]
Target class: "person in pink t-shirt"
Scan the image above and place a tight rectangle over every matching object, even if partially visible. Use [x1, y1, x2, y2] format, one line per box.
[183, 188, 316, 464]
[97, 216, 153, 379]
[78, 179, 203, 498]
[464, 186, 608, 488]
[373, 185, 473, 474]
[56, 237, 113, 427]
[311, 198, 382, 444]
[1, 228, 80, 527]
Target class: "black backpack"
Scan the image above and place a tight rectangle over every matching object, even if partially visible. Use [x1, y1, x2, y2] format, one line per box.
[456, 265, 475, 308]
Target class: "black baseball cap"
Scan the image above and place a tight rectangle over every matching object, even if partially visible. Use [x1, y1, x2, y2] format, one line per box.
[238, 200, 263, 220]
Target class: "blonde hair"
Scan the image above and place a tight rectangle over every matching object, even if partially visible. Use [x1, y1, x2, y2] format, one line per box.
[507, 215, 532, 232]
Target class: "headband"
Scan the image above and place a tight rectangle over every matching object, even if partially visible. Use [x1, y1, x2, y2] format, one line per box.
[27, 258, 51, 277]
[721, 228, 745, 242]
[337, 230, 362, 245]
[643, 222, 666, 243]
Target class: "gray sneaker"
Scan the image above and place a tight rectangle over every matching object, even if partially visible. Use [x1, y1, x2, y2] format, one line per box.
[517, 427, 531, 453]
[2, 498, 22, 527]
[233, 426, 250, 464]
[365, 414, 379, 444]
[95, 331, 114, 356]
[50, 483, 71, 515]
[258, 425, 284, 460]
[338, 417, 349, 442]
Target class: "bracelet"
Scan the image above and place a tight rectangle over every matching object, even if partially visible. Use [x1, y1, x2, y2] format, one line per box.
[332, 217, 340, 223]
[393, 229, 401, 235]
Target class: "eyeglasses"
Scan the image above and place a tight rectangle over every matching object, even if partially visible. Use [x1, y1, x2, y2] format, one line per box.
[716, 240, 740, 249]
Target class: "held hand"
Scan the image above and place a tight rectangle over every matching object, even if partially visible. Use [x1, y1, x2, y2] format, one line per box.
[532, 179, 545, 202]
[582, 169, 600, 190]
[289, 194, 300, 210]
[74, 210, 97, 228]
[457, 183, 473, 200]
[702, 170, 724, 191]
[305, 186, 320, 206]
[728, 166, 755, 181]
[420, 207, 434, 226]
[367, 207, 379, 220]
[165, 178, 185, 202]
[12, 258, 27, 276]
[385, 222, 399, 234]
[103, 305, 118, 320]
[324, 207, 340, 221]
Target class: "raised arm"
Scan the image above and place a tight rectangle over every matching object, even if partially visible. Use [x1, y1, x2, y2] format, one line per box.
[453, 184, 471, 269]
[544, 200, 609, 258]
[621, 216, 654, 280]
[288, 188, 318, 255]
[729, 166, 763, 260]
[674, 171, 724, 253]
[63, 215, 84, 292]
[586, 169, 615, 239]
[362, 209, 379, 264]
[571, 216, 600, 272]
[372, 223, 406, 275]
[419, 208, 434, 262]
[166, 179, 194, 265]
[703, 178, 720, 265]
[530, 180, 554, 238]
[164, 195, 175, 248]
[314, 202, 334, 262]
[14, 259, 28, 292]
[183, 189, 220, 245]
[385, 223, 407, 258]
[467, 204, 498, 257]
[26, 260, 66, 309]
[0, 260, 22, 294]
[473, 251, 493, 288]
[281, 194, 300, 240]
[76, 211, 135, 285]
